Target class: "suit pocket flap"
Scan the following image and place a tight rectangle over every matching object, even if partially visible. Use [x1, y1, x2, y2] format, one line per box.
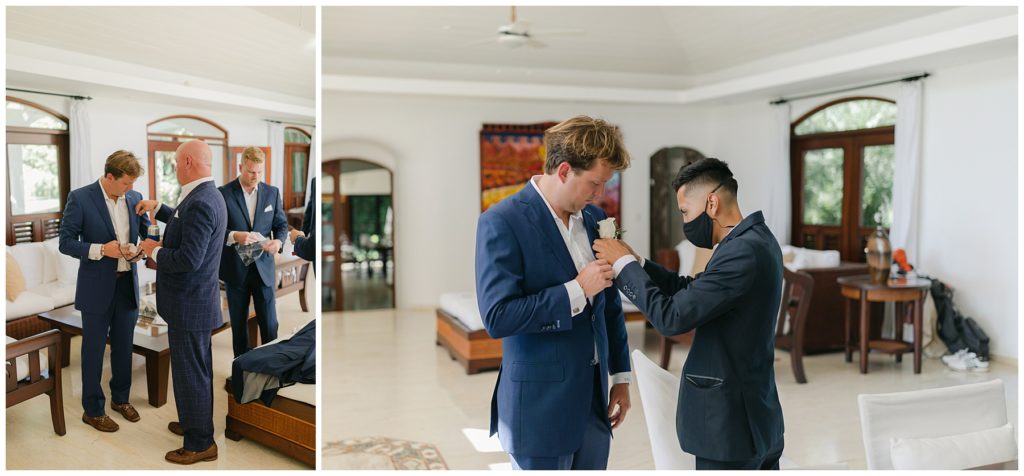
[685, 373, 724, 389]
[509, 362, 564, 382]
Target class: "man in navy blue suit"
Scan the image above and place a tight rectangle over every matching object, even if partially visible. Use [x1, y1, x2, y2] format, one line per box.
[288, 178, 316, 266]
[475, 116, 633, 470]
[593, 158, 786, 470]
[59, 150, 150, 433]
[137, 140, 227, 465]
[218, 147, 288, 357]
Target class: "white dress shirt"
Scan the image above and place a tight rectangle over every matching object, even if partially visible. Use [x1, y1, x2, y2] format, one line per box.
[529, 177, 631, 385]
[226, 181, 259, 246]
[151, 176, 216, 262]
[88, 179, 132, 272]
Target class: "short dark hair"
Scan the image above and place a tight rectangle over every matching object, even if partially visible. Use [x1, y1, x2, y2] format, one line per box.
[671, 158, 738, 197]
[543, 116, 630, 174]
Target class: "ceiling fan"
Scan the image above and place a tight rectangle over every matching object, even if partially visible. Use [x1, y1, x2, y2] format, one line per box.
[443, 6, 585, 49]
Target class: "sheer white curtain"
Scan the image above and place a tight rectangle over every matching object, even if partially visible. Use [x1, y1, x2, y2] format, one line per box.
[69, 99, 93, 188]
[268, 122, 285, 192]
[766, 102, 792, 246]
[892, 80, 924, 266]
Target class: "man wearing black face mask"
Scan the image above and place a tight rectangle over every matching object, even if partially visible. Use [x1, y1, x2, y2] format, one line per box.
[592, 158, 785, 470]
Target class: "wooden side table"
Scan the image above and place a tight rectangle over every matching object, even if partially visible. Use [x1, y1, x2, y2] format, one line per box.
[837, 275, 931, 374]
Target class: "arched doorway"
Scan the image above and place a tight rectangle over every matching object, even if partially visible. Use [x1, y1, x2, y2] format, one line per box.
[146, 115, 229, 204]
[649, 146, 705, 270]
[322, 158, 395, 311]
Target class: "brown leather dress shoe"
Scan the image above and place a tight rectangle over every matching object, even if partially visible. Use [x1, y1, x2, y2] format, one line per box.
[168, 421, 183, 436]
[110, 402, 141, 422]
[82, 413, 119, 432]
[165, 443, 217, 465]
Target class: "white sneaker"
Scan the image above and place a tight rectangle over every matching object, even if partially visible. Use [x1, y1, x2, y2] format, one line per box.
[946, 351, 990, 372]
[941, 349, 971, 366]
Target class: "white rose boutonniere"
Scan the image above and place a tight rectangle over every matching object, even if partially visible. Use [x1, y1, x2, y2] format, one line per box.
[597, 217, 624, 240]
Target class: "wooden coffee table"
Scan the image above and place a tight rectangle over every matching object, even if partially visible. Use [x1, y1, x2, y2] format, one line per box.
[38, 302, 257, 408]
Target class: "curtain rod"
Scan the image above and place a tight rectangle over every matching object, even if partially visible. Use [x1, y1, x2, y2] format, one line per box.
[769, 73, 930, 105]
[6, 87, 92, 101]
[263, 119, 315, 128]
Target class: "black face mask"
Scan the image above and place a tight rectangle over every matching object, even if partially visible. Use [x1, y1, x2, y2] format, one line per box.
[683, 182, 730, 249]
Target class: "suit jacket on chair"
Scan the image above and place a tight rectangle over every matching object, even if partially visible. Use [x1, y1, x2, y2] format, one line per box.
[154, 180, 228, 331]
[615, 211, 785, 462]
[217, 179, 288, 288]
[474, 183, 631, 458]
[58, 181, 150, 314]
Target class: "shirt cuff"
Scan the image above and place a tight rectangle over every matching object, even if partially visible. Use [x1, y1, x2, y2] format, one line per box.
[564, 280, 587, 317]
[226, 230, 245, 246]
[612, 255, 638, 278]
[152, 247, 161, 263]
[88, 243, 103, 260]
[611, 371, 632, 385]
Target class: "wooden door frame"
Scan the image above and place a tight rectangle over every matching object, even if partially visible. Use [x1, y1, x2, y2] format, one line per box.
[284, 127, 312, 210]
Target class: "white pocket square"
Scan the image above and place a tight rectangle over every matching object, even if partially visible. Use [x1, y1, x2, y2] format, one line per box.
[174, 210, 179, 218]
[264, 205, 273, 213]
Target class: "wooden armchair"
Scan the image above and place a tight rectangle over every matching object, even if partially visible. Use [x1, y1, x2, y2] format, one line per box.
[775, 268, 815, 383]
[6, 329, 66, 436]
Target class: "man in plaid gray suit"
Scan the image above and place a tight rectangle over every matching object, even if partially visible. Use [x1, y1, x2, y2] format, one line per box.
[138, 140, 227, 465]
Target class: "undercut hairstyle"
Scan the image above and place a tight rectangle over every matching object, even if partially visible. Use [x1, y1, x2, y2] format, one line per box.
[543, 116, 631, 174]
[672, 157, 738, 197]
[241, 146, 266, 164]
[104, 150, 144, 178]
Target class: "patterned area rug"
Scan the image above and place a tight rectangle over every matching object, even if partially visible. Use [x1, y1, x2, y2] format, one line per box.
[323, 437, 449, 470]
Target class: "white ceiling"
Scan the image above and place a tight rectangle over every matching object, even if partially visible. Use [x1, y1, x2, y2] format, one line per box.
[323, 6, 958, 77]
[7, 6, 315, 99]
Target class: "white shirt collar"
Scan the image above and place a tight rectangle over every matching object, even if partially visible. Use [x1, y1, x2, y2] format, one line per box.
[529, 176, 583, 223]
[178, 176, 215, 204]
[97, 179, 125, 203]
[240, 179, 258, 196]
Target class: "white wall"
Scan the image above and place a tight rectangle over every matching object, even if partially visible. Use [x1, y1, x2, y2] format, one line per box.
[336, 168, 392, 196]
[9, 92, 285, 197]
[323, 92, 714, 309]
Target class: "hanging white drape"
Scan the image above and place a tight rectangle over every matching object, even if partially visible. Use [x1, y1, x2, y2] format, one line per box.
[268, 122, 285, 193]
[69, 99, 93, 188]
[766, 102, 792, 246]
[305, 128, 315, 206]
[892, 80, 924, 266]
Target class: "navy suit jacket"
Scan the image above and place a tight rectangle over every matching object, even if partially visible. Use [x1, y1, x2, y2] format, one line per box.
[217, 179, 288, 288]
[294, 178, 315, 263]
[475, 183, 631, 457]
[154, 180, 228, 331]
[616, 211, 785, 462]
[58, 181, 150, 315]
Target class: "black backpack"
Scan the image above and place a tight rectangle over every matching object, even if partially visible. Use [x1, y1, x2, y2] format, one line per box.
[929, 277, 990, 361]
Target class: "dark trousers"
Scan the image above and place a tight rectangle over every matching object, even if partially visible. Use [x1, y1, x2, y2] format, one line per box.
[695, 438, 784, 470]
[168, 327, 214, 451]
[226, 267, 277, 358]
[510, 365, 611, 470]
[81, 272, 138, 417]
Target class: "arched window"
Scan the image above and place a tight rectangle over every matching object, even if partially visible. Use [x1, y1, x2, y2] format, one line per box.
[790, 97, 896, 262]
[6, 96, 70, 244]
[284, 126, 312, 210]
[146, 115, 228, 204]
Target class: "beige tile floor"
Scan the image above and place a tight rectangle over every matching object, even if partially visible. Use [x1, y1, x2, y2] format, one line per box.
[324, 308, 1018, 470]
[6, 288, 316, 470]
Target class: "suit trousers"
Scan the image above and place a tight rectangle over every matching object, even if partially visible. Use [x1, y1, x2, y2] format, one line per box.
[225, 266, 278, 358]
[695, 438, 784, 470]
[168, 327, 215, 451]
[81, 272, 138, 417]
[509, 365, 611, 470]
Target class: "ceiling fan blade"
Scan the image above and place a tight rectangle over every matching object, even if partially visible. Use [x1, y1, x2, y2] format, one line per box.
[525, 37, 548, 49]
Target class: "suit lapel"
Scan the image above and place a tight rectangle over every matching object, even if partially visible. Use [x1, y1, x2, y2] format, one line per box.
[518, 184, 578, 279]
[125, 192, 138, 242]
[231, 180, 253, 230]
[89, 182, 117, 240]
[253, 183, 269, 231]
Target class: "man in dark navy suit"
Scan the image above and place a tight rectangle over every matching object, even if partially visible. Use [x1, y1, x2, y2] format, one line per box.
[59, 150, 150, 433]
[137, 140, 227, 465]
[289, 178, 316, 265]
[594, 158, 785, 470]
[475, 116, 633, 470]
[218, 147, 288, 358]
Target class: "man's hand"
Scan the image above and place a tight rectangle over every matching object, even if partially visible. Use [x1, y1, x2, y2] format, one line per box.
[261, 239, 282, 254]
[100, 240, 122, 259]
[288, 228, 305, 244]
[139, 239, 160, 257]
[593, 239, 637, 265]
[608, 383, 631, 429]
[575, 259, 613, 298]
[233, 231, 258, 246]
[135, 200, 159, 216]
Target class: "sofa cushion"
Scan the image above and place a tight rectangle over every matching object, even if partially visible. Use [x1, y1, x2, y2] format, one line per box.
[42, 238, 79, 286]
[33, 282, 76, 309]
[6, 335, 50, 382]
[5, 291, 55, 321]
[7, 251, 26, 302]
[7, 242, 47, 289]
[41, 237, 59, 284]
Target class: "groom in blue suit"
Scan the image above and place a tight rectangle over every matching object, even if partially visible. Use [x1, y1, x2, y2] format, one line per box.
[59, 150, 150, 433]
[138, 140, 227, 465]
[475, 116, 633, 470]
[218, 147, 288, 357]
